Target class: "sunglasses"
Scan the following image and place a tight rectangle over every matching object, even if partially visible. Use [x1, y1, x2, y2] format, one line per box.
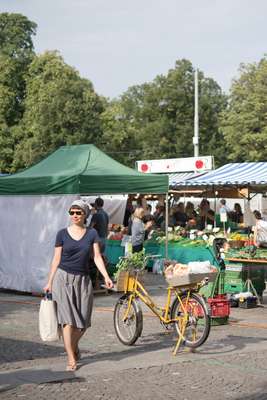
[69, 210, 83, 216]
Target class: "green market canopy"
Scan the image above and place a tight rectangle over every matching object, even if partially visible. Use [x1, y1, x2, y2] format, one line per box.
[0, 144, 169, 195]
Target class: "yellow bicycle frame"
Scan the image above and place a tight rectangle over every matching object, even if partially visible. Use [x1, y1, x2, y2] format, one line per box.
[121, 272, 200, 355]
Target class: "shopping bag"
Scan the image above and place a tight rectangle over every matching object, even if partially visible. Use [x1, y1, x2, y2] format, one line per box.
[39, 292, 59, 342]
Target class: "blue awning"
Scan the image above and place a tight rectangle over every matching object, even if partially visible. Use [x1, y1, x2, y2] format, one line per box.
[168, 171, 207, 186]
[175, 162, 267, 188]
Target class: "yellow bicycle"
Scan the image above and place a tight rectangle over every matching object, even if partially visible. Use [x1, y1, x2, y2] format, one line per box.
[113, 259, 211, 355]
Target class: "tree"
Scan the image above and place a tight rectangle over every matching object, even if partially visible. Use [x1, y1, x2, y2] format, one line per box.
[12, 51, 105, 170]
[0, 13, 37, 172]
[102, 59, 227, 166]
[221, 57, 267, 162]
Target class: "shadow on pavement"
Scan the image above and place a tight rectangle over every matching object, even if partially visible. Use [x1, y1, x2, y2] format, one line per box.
[80, 330, 267, 366]
[81, 331, 176, 365]
[0, 368, 80, 394]
[0, 337, 64, 364]
[198, 334, 267, 356]
[233, 387, 267, 400]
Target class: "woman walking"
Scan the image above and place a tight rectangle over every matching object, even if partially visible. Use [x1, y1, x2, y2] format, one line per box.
[131, 207, 153, 253]
[43, 200, 113, 371]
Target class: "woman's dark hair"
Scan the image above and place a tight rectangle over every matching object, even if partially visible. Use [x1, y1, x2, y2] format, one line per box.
[143, 215, 155, 223]
[253, 210, 262, 220]
[234, 203, 242, 213]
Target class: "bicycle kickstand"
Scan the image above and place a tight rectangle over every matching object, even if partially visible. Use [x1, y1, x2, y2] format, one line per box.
[173, 323, 186, 356]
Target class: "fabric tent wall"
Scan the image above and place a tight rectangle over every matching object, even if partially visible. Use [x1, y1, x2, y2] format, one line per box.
[0, 195, 78, 292]
[82, 195, 127, 225]
[0, 145, 168, 292]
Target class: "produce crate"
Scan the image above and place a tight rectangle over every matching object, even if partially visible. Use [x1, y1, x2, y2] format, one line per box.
[208, 295, 230, 318]
[224, 281, 247, 293]
[211, 316, 229, 326]
[225, 264, 243, 272]
[165, 272, 217, 288]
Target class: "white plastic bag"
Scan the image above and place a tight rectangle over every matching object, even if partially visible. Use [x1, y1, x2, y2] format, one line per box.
[188, 261, 212, 273]
[39, 294, 59, 342]
[152, 258, 164, 274]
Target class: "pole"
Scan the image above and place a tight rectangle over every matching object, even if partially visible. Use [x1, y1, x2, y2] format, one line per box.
[165, 193, 168, 259]
[193, 69, 199, 158]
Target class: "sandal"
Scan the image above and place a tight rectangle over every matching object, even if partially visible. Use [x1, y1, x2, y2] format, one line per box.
[66, 361, 78, 371]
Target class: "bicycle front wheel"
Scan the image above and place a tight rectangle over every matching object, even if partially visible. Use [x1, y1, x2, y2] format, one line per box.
[171, 293, 210, 348]
[114, 294, 143, 346]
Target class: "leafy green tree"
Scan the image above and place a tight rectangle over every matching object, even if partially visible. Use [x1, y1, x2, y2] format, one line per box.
[100, 100, 139, 166]
[102, 59, 227, 167]
[221, 57, 267, 162]
[12, 51, 105, 170]
[0, 13, 37, 172]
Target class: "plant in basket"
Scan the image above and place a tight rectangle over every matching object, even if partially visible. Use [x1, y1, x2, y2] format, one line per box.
[114, 250, 145, 280]
[114, 250, 146, 292]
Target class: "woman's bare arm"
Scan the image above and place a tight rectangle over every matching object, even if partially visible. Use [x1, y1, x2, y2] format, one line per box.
[93, 243, 113, 288]
[43, 247, 62, 292]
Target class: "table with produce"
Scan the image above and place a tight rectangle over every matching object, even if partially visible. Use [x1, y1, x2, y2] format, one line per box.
[105, 227, 221, 274]
[106, 226, 267, 302]
[224, 233, 267, 301]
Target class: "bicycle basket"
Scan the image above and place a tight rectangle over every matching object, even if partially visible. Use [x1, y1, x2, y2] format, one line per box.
[165, 272, 217, 288]
[116, 269, 146, 292]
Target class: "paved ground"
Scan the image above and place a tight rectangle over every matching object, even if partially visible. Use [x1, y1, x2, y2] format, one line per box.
[1, 278, 267, 399]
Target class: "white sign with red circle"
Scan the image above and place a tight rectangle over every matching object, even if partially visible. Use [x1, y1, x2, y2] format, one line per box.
[136, 156, 213, 173]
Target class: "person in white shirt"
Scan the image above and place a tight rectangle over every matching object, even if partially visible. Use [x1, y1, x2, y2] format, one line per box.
[219, 199, 231, 214]
[253, 210, 267, 247]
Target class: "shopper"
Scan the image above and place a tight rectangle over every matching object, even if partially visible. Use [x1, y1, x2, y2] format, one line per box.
[219, 199, 231, 214]
[185, 201, 197, 219]
[197, 199, 215, 230]
[43, 199, 113, 371]
[123, 198, 133, 228]
[90, 197, 109, 253]
[131, 207, 153, 253]
[173, 202, 188, 227]
[153, 204, 165, 229]
[253, 210, 267, 247]
[230, 203, 244, 224]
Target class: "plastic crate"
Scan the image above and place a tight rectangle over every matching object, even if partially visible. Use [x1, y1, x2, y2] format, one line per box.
[208, 295, 230, 318]
[224, 282, 246, 293]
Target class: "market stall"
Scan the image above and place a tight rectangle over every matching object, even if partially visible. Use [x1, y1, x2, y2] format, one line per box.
[224, 239, 267, 302]
[106, 235, 218, 269]
[170, 162, 267, 303]
[0, 144, 168, 293]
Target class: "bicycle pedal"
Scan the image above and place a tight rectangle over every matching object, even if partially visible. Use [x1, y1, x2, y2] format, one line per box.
[160, 321, 172, 331]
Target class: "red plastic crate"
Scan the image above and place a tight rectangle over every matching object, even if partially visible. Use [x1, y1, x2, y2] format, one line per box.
[208, 295, 230, 318]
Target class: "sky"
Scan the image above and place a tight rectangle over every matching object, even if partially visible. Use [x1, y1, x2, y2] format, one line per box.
[1, 0, 267, 99]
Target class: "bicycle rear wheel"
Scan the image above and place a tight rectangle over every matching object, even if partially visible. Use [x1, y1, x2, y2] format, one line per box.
[171, 293, 210, 348]
[114, 294, 143, 345]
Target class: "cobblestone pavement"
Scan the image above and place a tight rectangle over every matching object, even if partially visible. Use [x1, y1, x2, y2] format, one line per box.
[1, 288, 267, 399]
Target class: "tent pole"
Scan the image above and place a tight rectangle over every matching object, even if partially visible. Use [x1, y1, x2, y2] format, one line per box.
[165, 192, 169, 259]
[214, 186, 217, 228]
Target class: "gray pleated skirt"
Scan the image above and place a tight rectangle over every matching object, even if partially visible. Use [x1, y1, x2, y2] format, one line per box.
[52, 268, 93, 330]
